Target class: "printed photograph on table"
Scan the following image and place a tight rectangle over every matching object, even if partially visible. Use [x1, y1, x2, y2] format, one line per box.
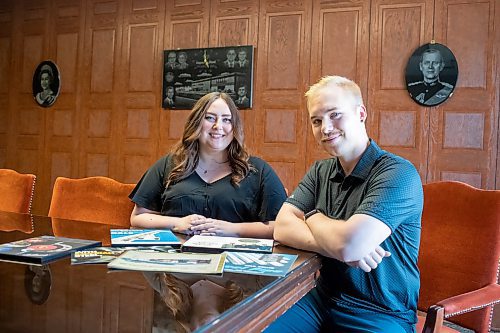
[71, 245, 178, 265]
[162, 45, 254, 110]
[405, 43, 458, 107]
[224, 252, 298, 277]
[108, 251, 226, 275]
[181, 235, 274, 254]
[110, 229, 181, 247]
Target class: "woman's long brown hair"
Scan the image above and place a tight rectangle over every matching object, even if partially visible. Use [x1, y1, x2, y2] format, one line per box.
[166, 92, 253, 188]
[157, 273, 244, 332]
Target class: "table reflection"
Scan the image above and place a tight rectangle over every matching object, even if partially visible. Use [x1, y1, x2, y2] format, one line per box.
[0, 210, 320, 332]
[147, 271, 277, 332]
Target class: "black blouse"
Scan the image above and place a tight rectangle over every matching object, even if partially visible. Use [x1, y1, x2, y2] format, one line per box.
[130, 155, 287, 222]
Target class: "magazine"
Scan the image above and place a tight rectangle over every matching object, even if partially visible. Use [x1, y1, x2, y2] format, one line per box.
[181, 235, 274, 254]
[110, 229, 181, 247]
[71, 246, 178, 265]
[224, 252, 298, 277]
[0, 236, 101, 265]
[108, 250, 226, 275]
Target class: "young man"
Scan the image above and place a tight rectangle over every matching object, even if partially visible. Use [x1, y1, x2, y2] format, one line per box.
[223, 49, 237, 69]
[235, 85, 250, 108]
[267, 76, 423, 333]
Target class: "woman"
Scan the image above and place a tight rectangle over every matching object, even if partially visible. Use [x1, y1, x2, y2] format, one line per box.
[35, 65, 56, 107]
[130, 92, 286, 238]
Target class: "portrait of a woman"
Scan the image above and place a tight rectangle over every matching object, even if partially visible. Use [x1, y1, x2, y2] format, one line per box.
[32, 61, 60, 107]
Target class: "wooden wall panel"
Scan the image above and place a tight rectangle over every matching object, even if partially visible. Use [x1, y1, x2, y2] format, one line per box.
[211, 0, 259, 157]
[254, 0, 312, 192]
[368, 0, 433, 181]
[496, 2, 500, 190]
[42, 0, 85, 214]
[428, 0, 498, 188]
[0, 1, 13, 168]
[80, 0, 122, 185]
[7, 1, 50, 214]
[159, 0, 209, 156]
[118, 0, 164, 184]
[308, 0, 370, 168]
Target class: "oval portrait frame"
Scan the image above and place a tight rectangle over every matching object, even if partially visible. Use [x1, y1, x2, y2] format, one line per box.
[405, 43, 458, 107]
[32, 60, 61, 108]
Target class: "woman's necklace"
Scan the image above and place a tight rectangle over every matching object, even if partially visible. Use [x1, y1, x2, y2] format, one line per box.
[197, 160, 229, 174]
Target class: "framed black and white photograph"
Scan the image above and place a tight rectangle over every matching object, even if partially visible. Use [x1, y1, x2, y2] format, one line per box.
[32, 60, 61, 108]
[405, 43, 458, 107]
[162, 45, 254, 110]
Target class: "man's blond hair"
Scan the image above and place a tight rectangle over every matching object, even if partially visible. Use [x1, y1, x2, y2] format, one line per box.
[305, 76, 364, 108]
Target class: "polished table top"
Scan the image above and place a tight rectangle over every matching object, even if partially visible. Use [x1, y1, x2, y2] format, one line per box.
[0, 211, 320, 333]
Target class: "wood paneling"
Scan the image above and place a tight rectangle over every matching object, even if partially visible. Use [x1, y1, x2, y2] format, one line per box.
[368, 0, 433, 181]
[0, 0, 498, 217]
[80, 0, 122, 188]
[254, 0, 312, 192]
[308, 0, 370, 167]
[427, 0, 498, 188]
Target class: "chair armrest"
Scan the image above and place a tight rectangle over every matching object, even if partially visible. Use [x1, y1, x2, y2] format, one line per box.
[436, 284, 500, 318]
[422, 284, 500, 333]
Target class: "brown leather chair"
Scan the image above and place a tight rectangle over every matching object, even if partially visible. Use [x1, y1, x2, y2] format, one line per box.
[48, 176, 135, 227]
[0, 169, 36, 214]
[417, 181, 500, 333]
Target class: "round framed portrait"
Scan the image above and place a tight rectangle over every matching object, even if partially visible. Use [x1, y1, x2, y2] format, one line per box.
[32, 60, 61, 108]
[405, 43, 458, 107]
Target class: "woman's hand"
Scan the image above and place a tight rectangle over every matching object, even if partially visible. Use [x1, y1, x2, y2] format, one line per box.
[173, 214, 206, 235]
[189, 218, 238, 237]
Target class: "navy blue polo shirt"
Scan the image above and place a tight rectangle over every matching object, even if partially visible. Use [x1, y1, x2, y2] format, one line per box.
[286, 140, 423, 326]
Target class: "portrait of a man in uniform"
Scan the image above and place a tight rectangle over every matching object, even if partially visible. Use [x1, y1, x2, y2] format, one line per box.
[405, 43, 458, 107]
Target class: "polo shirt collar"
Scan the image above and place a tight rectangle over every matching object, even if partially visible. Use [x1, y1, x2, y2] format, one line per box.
[329, 139, 383, 181]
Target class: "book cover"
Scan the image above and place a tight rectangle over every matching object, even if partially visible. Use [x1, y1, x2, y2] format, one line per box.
[71, 245, 178, 265]
[0, 236, 101, 265]
[110, 229, 181, 247]
[181, 235, 274, 254]
[107, 250, 226, 275]
[224, 252, 298, 277]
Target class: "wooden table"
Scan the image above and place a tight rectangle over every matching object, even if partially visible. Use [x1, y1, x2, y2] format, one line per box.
[0, 210, 321, 332]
